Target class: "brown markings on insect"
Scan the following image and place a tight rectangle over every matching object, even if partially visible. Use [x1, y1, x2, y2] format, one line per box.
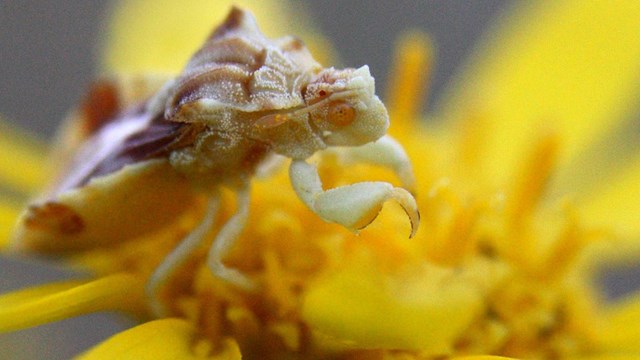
[281, 37, 305, 52]
[241, 142, 270, 173]
[208, 6, 244, 39]
[197, 37, 267, 70]
[168, 36, 269, 118]
[76, 114, 192, 188]
[164, 122, 209, 154]
[24, 202, 84, 235]
[169, 66, 250, 115]
[80, 80, 120, 135]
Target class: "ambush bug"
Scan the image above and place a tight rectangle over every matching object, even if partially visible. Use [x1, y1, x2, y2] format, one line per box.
[10, 7, 419, 315]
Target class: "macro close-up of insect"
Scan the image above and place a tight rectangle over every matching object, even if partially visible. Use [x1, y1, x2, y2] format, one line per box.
[8, 7, 419, 315]
[3, 1, 640, 359]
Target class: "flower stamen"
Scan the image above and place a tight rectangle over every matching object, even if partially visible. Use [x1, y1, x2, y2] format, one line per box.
[507, 131, 560, 228]
[386, 31, 433, 131]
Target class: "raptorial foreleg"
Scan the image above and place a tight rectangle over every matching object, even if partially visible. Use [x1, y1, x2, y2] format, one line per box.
[289, 158, 419, 238]
[328, 135, 416, 193]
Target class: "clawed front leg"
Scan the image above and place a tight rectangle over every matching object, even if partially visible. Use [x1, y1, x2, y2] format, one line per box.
[329, 135, 417, 194]
[289, 159, 419, 237]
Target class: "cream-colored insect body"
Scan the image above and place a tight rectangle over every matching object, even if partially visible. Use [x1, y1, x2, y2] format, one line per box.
[10, 7, 419, 315]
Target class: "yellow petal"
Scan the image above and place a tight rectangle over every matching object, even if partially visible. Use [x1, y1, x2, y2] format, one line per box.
[0, 119, 47, 194]
[10, 160, 199, 253]
[438, 0, 640, 189]
[77, 319, 241, 360]
[596, 292, 640, 353]
[0, 273, 144, 333]
[451, 357, 515, 360]
[302, 250, 483, 353]
[579, 356, 640, 360]
[578, 156, 640, 236]
[102, 0, 328, 74]
[0, 201, 22, 249]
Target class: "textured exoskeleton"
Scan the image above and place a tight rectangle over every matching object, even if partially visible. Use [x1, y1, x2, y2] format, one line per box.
[10, 7, 419, 315]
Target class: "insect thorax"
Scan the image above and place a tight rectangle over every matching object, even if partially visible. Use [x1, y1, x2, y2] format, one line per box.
[168, 125, 271, 189]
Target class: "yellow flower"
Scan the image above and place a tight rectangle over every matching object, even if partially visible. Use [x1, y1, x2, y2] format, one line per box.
[2, 0, 640, 359]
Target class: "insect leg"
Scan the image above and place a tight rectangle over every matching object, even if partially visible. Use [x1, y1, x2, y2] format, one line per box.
[146, 195, 221, 317]
[206, 186, 255, 291]
[328, 135, 416, 194]
[289, 159, 419, 238]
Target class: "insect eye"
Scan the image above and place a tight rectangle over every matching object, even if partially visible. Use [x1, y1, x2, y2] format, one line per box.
[318, 90, 327, 97]
[327, 101, 355, 126]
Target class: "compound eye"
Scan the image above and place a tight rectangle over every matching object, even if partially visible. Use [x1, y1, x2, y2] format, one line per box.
[327, 101, 355, 126]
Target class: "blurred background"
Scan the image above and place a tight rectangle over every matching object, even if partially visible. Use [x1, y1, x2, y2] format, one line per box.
[0, 2, 509, 357]
[5, 1, 637, 359]
[0, 1, 509, 136]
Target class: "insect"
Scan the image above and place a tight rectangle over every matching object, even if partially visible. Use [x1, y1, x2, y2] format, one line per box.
[9, 7, 419, 314]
